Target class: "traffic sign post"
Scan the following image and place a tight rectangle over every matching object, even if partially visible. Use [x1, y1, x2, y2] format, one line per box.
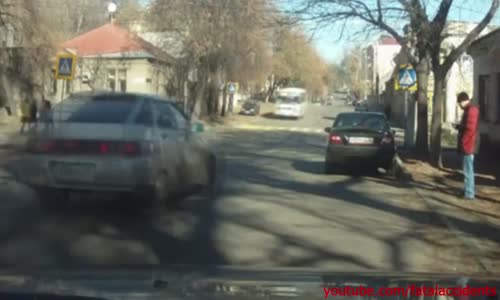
[395, 64, 417, 92]
[395, 64, 417, 149]
[55, 53, 77, 80]
[227, 82, 238, 114]
[55, 53, 77, 104]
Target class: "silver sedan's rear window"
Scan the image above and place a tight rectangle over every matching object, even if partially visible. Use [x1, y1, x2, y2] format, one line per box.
[63, 95, 139, 124]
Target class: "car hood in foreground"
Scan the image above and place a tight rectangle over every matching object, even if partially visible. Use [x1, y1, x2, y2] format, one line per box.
[0, 267, 498, 300]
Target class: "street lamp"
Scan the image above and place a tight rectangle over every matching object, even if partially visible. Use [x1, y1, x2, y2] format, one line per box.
[108, 1, 117, 22]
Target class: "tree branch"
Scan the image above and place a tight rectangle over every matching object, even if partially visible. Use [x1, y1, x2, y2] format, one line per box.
[376, 0, 382, 22]
[442, 0, 499, 72]
[431, 0, 453, 30]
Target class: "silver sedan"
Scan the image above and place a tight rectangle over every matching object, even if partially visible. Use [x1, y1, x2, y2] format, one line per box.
[14, 92, 216, 211]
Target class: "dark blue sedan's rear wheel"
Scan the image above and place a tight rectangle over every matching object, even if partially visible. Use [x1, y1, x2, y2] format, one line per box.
[36, 187, 68, 211]
[324, 163, 335, 174]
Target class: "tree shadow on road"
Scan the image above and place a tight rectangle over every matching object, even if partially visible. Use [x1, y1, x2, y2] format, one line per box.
[260, 113, 298, 120]
[291, 160, 324, 175]
[211, 130, 500, 272]
[0, 129, 497, 272]
[0, 179, 227, 268]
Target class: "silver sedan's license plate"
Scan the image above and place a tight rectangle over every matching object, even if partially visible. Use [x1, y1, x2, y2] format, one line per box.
[51, 162, 96, 182]
[349, 137, 373, 144]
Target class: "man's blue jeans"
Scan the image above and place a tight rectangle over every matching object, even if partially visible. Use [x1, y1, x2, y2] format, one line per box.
[463, 154, 475, 199]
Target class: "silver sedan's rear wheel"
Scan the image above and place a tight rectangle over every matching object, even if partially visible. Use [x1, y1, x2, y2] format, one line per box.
[149, 174, 168, 214]
[36, 187, 68, 211]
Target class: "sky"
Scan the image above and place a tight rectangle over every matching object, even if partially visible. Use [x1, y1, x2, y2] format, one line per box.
[137, 0, 500, 64]
[297, 1, 500, 64]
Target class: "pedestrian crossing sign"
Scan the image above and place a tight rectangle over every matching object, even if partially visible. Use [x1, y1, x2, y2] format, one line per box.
[55, 53, 77, 80]
[395, 64, 417, 91]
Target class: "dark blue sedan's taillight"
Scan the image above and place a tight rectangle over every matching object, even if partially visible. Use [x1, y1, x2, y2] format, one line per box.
[329, 135, 343, 144]
[381, 133, 393, 145]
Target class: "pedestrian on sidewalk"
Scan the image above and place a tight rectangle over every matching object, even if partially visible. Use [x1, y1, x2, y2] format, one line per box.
[28, 97, 38, 131]
[39, 95, 53, 132]
[19, 98, 31, 134]
[454, 92, 479, 200]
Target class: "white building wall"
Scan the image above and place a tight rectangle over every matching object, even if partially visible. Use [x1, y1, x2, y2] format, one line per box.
[374, 44, 400, 93]
[442, 22, 496, 124]
[472, 52, 500, 144]
[52, 58, 169, 102]
[445, 55, 474, 123]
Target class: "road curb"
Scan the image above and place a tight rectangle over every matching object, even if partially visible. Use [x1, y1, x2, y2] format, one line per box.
[390, 153, 413, 181]
[396, 155, 493, 273]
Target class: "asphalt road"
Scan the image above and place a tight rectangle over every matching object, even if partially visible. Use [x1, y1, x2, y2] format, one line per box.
[0, 100, 474, 272]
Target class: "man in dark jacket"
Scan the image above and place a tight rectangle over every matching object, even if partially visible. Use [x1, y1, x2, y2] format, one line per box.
[454, 92, 479, 200]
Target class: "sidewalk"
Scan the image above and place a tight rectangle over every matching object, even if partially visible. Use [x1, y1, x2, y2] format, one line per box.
[0, 117, 27, 152]
[400, 149, 500, 272]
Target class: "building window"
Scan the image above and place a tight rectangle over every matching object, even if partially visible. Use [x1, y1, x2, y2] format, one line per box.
[118, 69, 127, 92]
[107, 69, 116, 92]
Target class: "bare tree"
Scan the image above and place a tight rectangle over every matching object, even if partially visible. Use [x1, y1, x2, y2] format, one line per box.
[115, 0, 143, 31]
[293, 0, 499, 167]
[147, 0, 277, 119]
[0, 0, 54, 109]
[340, 48, 367, 99]
[267, 23, 329, 101]
[34, 0, 108, 40]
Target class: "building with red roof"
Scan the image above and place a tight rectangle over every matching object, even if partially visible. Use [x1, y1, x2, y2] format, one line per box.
[53, 21, 174, 100]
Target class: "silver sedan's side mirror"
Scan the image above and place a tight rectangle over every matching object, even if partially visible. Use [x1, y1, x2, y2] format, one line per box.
[192, 122, 205, 133]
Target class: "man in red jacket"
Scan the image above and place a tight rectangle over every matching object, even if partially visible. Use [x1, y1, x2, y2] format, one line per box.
[455, 92, 479, 200]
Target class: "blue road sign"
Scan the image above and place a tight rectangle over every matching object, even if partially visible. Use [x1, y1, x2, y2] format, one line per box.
[396, 64, 417, 91]
[55, 54, 76, 80]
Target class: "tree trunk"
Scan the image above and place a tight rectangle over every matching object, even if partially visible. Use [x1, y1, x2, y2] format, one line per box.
[267, 81, 277, 102]
[430, 72, 446, 168]
[192, 71, 208, 118]
[206, 73, 218, 117]
[221, 83, 227, 117]
[265, 74, 275, 102]
[214, 69, 222, 114]
[415, 59, 430, 155]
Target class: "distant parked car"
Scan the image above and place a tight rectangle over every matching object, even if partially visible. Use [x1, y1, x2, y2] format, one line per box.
[240, 100, 261, 116]
[324, 112, 396, 174]
[355, 101, 369, 112]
